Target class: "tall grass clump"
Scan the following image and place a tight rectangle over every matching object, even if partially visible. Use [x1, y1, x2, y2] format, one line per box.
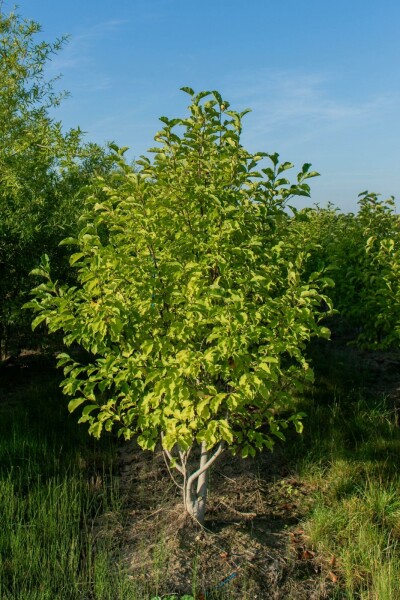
[0, 358, 138, 599]
[292, 342, 400, 599]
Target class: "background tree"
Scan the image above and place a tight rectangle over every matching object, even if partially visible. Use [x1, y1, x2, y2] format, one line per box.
[299, 194, 400, 348]
[0, 8, 110, 357]
[28, 89, 333, 523]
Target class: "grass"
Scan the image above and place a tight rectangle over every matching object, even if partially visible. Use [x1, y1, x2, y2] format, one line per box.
[289, 342, 400, 599]
[0, 356, 233, 599]
[0, 356, 142, 600]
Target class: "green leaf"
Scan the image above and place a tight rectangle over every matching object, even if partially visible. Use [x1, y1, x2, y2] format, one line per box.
[180, 86, 195, 96]
[212, 90, 222, 105]
[31, 314, 47, 330]
[277, 161, 294, 174]
[195, 90, 211, 102]
[68, 397, 86, 413]
[89, 421, 103, 439]
[267, 152, 280, 166]
[59, 237, 79, 246]
[70, 252, 85, 265]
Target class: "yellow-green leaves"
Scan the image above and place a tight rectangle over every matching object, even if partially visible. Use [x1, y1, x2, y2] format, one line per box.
[28, 87, 331, 463]
[68, 397, 86, 413]
[303, 193, 400, 349]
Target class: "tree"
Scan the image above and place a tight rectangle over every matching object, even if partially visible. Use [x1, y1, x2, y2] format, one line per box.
[27, 88, 332, 523]
[0, 7, 110, 357]
[304, 194, 400, 348]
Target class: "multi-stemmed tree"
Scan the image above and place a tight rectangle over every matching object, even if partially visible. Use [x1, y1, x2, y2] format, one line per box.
[27, 88, 332, 523]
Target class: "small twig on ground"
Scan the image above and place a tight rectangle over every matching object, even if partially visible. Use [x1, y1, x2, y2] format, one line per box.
[217, 499, 257, 519]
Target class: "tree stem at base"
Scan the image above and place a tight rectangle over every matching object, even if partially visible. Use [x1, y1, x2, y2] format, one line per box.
[184, 441, 224, 524]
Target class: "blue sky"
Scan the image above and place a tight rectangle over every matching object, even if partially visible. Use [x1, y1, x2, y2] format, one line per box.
[8, 0, 400, 212]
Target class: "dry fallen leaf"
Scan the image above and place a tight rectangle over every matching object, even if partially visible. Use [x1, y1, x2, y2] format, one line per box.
[328, 571, 338, 583]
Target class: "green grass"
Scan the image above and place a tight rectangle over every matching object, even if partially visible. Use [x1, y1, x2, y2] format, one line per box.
[0, 359, 142, 599]
[289, 343, 400, 599]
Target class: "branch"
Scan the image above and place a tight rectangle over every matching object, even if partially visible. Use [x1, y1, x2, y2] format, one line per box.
[163, 447, 185, 475]
[162, 449, 183, 490]
[186, 442, 224, 494]
[179, 446, 191, 465]
[160, 433, 185, 475]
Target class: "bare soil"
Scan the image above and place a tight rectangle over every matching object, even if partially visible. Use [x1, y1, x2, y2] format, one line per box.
[115, 440, 339, 599]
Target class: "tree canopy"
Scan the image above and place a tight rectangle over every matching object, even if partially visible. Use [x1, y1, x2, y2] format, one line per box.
[28, 88, 333, 521]
[0, 8, 110, 356]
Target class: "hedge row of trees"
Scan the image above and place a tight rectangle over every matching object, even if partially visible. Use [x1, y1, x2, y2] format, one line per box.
[302, 194, 400, 349]
[0, 9, 112, 357]
[2, 8, 399, 522]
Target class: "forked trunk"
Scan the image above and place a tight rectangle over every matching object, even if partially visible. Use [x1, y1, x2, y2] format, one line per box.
[183, 441, 224, 525]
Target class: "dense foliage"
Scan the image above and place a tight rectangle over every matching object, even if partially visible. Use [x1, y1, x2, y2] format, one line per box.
[2, 5, 400, 596]
[27, 88, 333, 520]
[0, 9, 110, 357]
[302, 193, 400, 348]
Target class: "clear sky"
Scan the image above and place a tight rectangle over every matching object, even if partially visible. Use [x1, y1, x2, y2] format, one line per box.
[7, 0, 400, 212]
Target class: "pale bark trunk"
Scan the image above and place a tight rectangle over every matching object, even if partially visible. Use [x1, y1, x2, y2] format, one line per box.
[183, 441, 224, 524]
[195, 443, 208, 525]
[162, 438, 224, 524]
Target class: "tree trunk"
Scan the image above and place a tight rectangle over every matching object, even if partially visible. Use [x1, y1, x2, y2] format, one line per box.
[195, 443, 208, 524]
[183, 441, 224, 525]
[185, 442, 208, 523]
